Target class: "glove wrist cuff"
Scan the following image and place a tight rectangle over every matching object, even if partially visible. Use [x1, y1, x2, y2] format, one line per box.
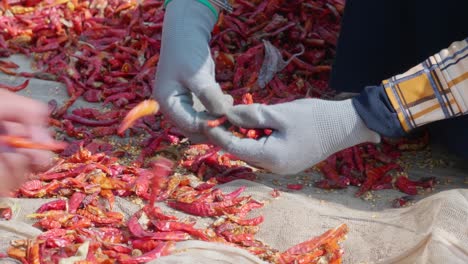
[164, 0, 219, 19]
[342, 99, 381, 146]
[322, 99, 381, 155]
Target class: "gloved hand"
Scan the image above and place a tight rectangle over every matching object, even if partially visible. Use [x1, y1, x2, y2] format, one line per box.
[206, 99, 381, 174]
[153, 0, 233, 142]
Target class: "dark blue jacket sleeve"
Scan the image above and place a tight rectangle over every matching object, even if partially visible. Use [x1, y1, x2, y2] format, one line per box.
[351, 85, 406, 138]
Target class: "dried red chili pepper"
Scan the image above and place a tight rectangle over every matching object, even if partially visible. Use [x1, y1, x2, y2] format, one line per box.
[355, 163, 400, 197]
[0, 79, 30, 92]
[0, 135, 67, 151]
[118, 99, 159, 135]
[394, 176, 435, 195]
[36, 199, 67, 213]
[286, 184, 304, 191]
[64, 113, 119, 127]
[207, 116, 228, 127]
[154, 221, 208, 241]
[317, 162, 349, 188]
[283, 223, 348, 256]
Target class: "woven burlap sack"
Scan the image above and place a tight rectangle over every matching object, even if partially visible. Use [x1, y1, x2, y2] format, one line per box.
[1, 180, 467, 264]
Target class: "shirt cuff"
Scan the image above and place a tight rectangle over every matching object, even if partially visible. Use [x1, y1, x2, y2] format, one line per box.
[383, 38, 468, 132]
[352, 85, 407, 137]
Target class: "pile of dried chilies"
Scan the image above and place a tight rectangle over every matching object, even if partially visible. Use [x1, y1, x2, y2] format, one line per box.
[314, 132, 436, 197]
[0, 0, 342, 154]
[4, 147, 348, 263]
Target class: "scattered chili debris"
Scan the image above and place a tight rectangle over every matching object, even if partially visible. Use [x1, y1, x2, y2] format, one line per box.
[0, 207, 12, 220]
[392, 196, 414, 208]
[270, 189, 281, 198]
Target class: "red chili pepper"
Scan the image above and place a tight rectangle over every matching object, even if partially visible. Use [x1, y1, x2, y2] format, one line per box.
[355, 163, 400, 197]
[286, 184, 304, 190]
[228, 215, 264, 226]
[64, 113, 119, 127]
[68, 192, 86, 214]
[394, 176, 434, 195]
[132, 239, 162, 253]
[83, 89, 102, 102]
[207, 116, 228, 127]
[317, 162, 349, 188]
[36, 200, 67, 213]
[394, 176, 418, 195]
[0, 60, 19, 69]
[371, 175, 393, 191]
[154, 221, 208, 241]
[119, 241, 173, 264]
[0, 135, 68, 152]
[167, 201, 218, 217]
[0, 66, 16, 75]
[283, 224, 349, 256]
[223, 186, 247, 200]
[0, 79, 29, 92]
[314, 178, 349, 190]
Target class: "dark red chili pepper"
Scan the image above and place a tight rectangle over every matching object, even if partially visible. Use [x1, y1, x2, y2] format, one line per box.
[286, 184, 303, 190]
[317, 162, 349, 188]
[54, 89, 84, 118]
[64, 113, 119, 127]
[356, 163, 400, 197]
[394, 176, 418, 195]
[83, 89, 102, 102]
[0, 79, 29, 92]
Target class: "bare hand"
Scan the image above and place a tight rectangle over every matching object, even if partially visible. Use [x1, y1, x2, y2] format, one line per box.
[0, 90, 53, 194]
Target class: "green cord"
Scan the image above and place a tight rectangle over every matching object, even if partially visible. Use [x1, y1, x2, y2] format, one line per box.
[164, 0, 218, 20]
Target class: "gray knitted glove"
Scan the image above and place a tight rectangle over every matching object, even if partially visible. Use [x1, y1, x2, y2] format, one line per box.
[206, 99, 381, 174]
[154, 0, 232, 142]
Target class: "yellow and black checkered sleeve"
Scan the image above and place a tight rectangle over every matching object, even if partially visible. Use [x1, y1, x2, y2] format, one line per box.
[383, 38, 468, 132]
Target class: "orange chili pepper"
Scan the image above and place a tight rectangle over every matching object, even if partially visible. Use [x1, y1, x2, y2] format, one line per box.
[118, 99, 159, 135]
[0, 135, 67, 151]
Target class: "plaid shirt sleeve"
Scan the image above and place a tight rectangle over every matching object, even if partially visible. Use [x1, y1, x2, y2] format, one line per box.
[383, 38, 468, 132]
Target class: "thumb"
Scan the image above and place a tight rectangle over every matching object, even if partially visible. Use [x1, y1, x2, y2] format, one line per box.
[183, 61, 233, 116]
[191, 81, 233, 116]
